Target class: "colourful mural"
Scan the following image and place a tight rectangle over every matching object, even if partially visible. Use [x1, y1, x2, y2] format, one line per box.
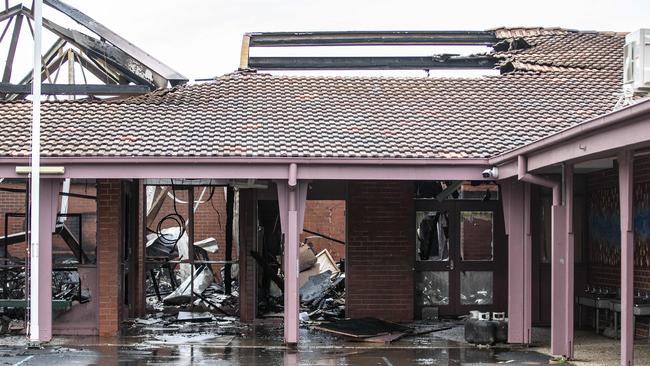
[588, 182, 650, 266]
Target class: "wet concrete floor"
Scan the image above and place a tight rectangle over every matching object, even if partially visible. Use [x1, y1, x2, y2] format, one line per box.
[0, 325, 562, 365]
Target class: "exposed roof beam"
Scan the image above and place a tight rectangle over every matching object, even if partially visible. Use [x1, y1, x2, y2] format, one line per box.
[2, 13, 22, 83]
[248, 55, 496, 70]
[247, 31, 497, 46]
[44, 0, 187, 85]
[38, 15, 162, 88]
[0, 4, 23, 23]
[16, 38, 67, 84]
[0, 82, 151, 95]
[74, 51, 121, 85]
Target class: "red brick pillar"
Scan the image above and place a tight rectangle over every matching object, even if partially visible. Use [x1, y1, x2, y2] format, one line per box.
[238, 189, 258, 322]
[346, 181, 414, 322]
[97, 180, 123, 336]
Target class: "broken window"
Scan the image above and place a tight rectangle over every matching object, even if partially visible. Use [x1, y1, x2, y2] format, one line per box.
[460, 211, 494, 261]
[415, 211, 449, 261]
[460, 271, 493, 305]
[416, 271, 449, 305]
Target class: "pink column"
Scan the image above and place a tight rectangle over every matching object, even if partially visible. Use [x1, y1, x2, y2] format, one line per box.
[517, 155, 569, 357]
[619, 150, 634, 366]
[34, 178, 61, 342]
[564, 164, 575, 359]
[275, 172, 308, 346]
[503, 178, 532, 344]
[551, 201, 567, 356]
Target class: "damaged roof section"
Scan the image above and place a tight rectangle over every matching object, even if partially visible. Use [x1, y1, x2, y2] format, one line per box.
[241, 28, 625, 76]
[0, 0, 187, 100]
[0, 27, 626, 160]
[242, 30, 500, 71]
[492, 27, 625, 74]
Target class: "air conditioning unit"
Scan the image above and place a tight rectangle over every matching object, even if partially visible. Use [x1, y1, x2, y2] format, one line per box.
[624, 29, 650, 94]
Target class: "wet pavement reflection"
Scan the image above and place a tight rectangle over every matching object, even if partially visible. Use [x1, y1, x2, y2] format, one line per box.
[0, 324, 562, 365]
[1, 345, 561, 365]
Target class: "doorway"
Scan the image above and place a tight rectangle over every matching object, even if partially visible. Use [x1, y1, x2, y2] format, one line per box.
[414, 185, 506, 318]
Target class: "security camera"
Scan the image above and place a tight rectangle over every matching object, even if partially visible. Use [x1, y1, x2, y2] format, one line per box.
[482, 167, 499, 179]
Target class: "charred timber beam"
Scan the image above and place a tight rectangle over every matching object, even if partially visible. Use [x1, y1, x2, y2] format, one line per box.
[0, 83, 151, 95]
[248, 55, 496, 70]
[248, 30, 497, 46]
[38, 17, 163, 88]
[44, 0, 188, 85]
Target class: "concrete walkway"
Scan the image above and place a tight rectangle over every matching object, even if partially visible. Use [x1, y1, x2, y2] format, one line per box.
[0, 322, 560, 365]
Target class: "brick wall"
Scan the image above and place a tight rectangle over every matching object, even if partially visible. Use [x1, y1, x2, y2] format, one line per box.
[0, 182, 27, 259]
[147, 186, 233, 275]
[0, 181, 97, 260]
[586, 155, 650, 338]
[301, 200, 346, 261]
[97, 179, 123, 336]
[346, 181, 414, 322]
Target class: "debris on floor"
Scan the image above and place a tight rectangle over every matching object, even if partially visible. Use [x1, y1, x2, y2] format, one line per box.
[254, 241, 346, 323]
[0, 257, 92, 335]
[315, 317, 412, 343]
[162, 265, 214, 306]
[175, 311, 214, 322]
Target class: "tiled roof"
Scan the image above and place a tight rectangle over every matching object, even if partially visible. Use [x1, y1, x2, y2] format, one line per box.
[0, 28, 625, 160]
[495, 29, 624, 72]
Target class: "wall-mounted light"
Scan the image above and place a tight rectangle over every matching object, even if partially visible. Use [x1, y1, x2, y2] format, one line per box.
[15, 166, 65, 175]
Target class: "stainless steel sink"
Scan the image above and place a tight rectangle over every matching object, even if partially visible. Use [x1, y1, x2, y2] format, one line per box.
[609, 299, 650, 315]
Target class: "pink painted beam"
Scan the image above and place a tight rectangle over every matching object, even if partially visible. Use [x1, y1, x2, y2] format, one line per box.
[619, 150, 634, 366]
[0, 162, 492, 181]
[563, 164, 575, 359]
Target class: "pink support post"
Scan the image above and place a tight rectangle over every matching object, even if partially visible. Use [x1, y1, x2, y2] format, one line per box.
[551, 203, 567, 355]
[524, 183, 532, 341]
[504, 178, 532, 344]
[517, 155, 568, 357]
[275, 165, 308, 346]
[34, 178, 61, 341]
[564, 164, 575, 359]
[619, 150, 634, 366]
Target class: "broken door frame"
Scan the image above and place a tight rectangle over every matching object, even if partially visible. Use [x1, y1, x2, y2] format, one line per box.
[414, 197, 507, 318]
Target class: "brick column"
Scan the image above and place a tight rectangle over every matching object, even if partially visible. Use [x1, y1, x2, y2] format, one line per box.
[97, 180, 123, 337]
[346, 181, 414, 322]
[238, 189, 258, 322]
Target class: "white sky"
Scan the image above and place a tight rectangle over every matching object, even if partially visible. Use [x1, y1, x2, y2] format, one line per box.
[7, 0, 650, 81]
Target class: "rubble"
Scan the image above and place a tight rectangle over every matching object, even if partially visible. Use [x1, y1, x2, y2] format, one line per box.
[300, 271, 332, 303]
[316, 317, 412, 343]
[253, 243, 347, 322]
[175, 311, 213, 322]
[162, 265, 213, 305]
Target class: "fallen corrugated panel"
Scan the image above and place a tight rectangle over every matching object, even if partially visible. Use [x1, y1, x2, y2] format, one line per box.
[315, 317, 412, 340]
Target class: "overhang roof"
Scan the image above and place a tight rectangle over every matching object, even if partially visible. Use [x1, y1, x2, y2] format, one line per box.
[0, 27, 625, 160]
